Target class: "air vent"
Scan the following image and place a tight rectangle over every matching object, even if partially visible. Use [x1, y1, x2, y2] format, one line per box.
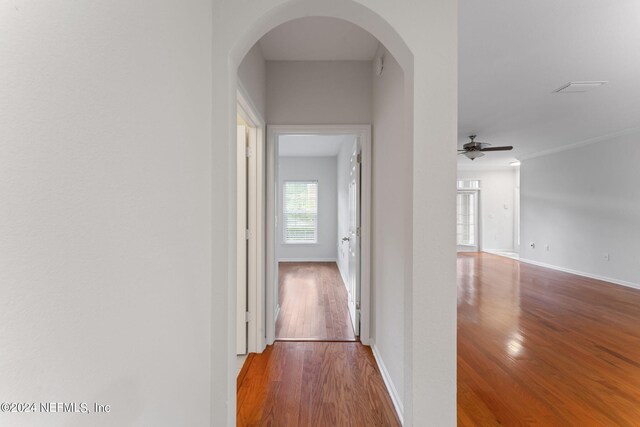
[553, 81, 607, 93]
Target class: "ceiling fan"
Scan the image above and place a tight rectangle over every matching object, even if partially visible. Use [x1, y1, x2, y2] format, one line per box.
[458, 135, 513, 160]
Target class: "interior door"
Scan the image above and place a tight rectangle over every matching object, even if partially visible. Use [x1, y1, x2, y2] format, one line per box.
[347, 141, 361, 336]
[236, 125, 247, 355]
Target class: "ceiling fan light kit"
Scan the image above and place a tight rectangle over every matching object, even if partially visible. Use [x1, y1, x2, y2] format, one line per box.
[464, 151, 485, 160]
[458, 135, 513, 161]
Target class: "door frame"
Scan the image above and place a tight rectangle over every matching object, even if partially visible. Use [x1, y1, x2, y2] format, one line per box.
[237, 83, 266, 354]
[236, 123, 248, 355]
[456, 188, 481, 252]
[266, 124, 372, 345]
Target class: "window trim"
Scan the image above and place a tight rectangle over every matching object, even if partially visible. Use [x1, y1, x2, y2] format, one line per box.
[457, 189, 479, 247]
[282, 180, 319, 245]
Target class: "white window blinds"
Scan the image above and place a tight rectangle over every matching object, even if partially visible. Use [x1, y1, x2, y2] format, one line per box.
[283, 181, 318, 244]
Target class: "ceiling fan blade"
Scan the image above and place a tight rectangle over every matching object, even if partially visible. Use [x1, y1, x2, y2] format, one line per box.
[480, 146, 513, 152]
[463, 142, 490, 150]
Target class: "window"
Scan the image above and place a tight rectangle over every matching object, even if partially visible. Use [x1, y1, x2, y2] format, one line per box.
[457, 179, 480, 190]
[283, 181, 318, 244]
[457, 191, 477, 246]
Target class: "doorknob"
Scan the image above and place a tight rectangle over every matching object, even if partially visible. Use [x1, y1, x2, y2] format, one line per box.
[341, 237, 350, 242]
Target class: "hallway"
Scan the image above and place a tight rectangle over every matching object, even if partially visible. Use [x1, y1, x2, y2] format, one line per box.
[458, 252, 640, 426]
[276, 262, 355, 341]
[236, 341, 401, 426]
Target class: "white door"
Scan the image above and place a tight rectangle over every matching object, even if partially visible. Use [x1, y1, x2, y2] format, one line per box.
[456, 190, 479, 252]
[236, 125, 247, 355]
[347, 143, 361, 336]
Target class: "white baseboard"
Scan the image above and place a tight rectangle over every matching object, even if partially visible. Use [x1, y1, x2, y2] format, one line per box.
[519, 258, 640, 291]
[337, 262, 349, 291]
[370, 341, 404, 425]
[482, 249, 520, 260]
[278, 258, 337, 263]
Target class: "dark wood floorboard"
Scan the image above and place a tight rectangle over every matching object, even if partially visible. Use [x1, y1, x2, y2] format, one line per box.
[276, 262, 355, 340]
[237, 353, 255, 393]
[458, 252, 640, 426]
[236, 341, 401, 427]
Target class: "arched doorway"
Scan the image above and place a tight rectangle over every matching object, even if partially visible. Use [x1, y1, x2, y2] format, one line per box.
[212, 1, 457, 425]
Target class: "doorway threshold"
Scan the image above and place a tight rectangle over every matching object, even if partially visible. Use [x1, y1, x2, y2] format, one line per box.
[275, 338, 358, 343]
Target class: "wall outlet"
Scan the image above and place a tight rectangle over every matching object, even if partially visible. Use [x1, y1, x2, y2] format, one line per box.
[603, 253, 610, 261]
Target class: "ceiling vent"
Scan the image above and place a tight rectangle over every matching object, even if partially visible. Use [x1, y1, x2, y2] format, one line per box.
[553, 81, 607, 93]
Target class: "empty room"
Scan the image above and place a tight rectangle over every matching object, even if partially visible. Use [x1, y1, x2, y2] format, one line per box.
[456, 1, 640, 425]
[2, 0, 639, 426]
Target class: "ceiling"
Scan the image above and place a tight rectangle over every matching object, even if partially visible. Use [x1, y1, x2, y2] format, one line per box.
[254, 5, 640, 168]
[458, 0, 640, 168]
[259, 17, 379, 61]
[279, 135, 354, 157]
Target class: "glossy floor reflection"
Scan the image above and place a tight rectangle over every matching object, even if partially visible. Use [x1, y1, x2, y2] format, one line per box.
[236, 342, 400, 426]
[457, 252, 640, 426]
[276, 262, 355, 340]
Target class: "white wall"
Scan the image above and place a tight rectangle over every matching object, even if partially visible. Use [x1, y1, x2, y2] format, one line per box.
[336, 139, 355, 283]
[237, 43, 267, 120]
[266, 60, 372, 124]
[278, 156, 338, 261]
[521, 132, 640, 287]
[4, 1, 458, 426]
[371, 45, 408, 412]
[458, 168, 518, 252]
[0, 1, 212, 426]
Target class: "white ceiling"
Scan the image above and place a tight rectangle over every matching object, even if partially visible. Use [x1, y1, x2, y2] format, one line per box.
[458, 0, 640, 168]
[254, 5, 640, 168]
[259, 17, 379, 61]
[279, 134, 354, 157]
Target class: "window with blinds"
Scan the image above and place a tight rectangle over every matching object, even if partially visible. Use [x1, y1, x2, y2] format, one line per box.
[457, 191, 477, 246]
[283, 181, 318, 244]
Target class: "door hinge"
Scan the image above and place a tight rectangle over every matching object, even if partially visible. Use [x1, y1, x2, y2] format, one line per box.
[245, 229, 251, 240]
[356, 302, 361, 310]
[245, 312, 252, 323]
[245, 146, 253, 157]
[356, 227, 361, 237]
[356, 153, 362, 163]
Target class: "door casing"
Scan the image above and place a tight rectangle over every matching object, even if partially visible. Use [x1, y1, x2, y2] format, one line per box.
[347, 139, 361, 336]
[237, 83, 266, 354]
[265, 124, 372, 345]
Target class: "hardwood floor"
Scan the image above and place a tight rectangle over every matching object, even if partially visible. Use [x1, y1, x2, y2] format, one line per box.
[458, 252, 640, 426]
[276, 262, 355, 340]
[236, 341, 401, 427]
[238, 253, 640, 426]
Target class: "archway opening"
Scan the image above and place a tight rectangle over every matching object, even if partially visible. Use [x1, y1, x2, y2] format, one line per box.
[233, 14, 412, 426]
